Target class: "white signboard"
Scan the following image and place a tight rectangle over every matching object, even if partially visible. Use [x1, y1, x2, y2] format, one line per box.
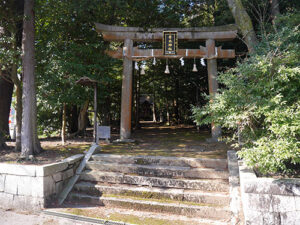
[97, 126, 111, 139]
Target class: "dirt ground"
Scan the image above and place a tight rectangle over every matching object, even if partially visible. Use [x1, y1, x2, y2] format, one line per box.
[1, 123, 233, 165]
[0, 208, 99, 225]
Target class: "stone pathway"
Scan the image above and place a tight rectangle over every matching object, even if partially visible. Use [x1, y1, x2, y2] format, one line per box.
[0, 208, 97, 225]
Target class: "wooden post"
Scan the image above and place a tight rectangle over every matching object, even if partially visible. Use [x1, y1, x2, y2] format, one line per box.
[120, 39, 133, 140]
[206, 39, 221, 140]
[61, 103, 66, 145]
[93, 83, 98, 144]
[135, 68, 141, 129]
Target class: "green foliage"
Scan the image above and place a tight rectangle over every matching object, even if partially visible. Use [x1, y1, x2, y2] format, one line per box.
[192, 13, 300, 174]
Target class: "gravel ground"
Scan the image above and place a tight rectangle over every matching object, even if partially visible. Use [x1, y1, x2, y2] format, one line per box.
[0, 208, 98, 225]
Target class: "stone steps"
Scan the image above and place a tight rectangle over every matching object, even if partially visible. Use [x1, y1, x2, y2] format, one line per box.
[86, 161, 229, 179]
[68, 193, 231, 221]
[80, 170, 229, 192]
[73, 181, 230, 206]
[67, 154, 230, 223]
[91, 154, 227, 169]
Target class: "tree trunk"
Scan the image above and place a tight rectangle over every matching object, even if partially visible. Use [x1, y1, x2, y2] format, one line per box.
[77, 100, 89, 135]
[10, 60, 22, 152]
[226, 0, 258, 53]
[21, 0, 40, 158]
[269, 0, 280, 25]
[0, 132, 8, 150]
[15, 83, 22, 151]
[67, 105, 78, 133]
[0, 76, 14, 138]
[61, 103, 66, 145]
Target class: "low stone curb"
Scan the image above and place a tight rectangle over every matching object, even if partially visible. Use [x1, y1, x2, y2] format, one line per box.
[0, 154, 84, 211]
[227, 150, 243, 225]
[43, 209, 134, 225]
[239, 161, 300, 225]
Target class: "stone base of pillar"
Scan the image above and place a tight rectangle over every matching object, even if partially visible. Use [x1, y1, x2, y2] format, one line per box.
[113, 139, 136, 143]
[205, 137, 224, 143]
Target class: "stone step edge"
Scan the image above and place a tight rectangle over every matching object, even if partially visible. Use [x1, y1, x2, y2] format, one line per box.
[86, 162, 229, 179]
[91, 154, 227, 168]
[75, 181, 230, 197]
[81, 170, 229, 186]
[80, 171, 229, 192]
[69, 193, 231, 220]
[82, 170, 229, 182]
[74, 181, 230, 205]
[73, 182, 229, 206]
[87, 161, 228, 172]
[70, 192, 230, 211]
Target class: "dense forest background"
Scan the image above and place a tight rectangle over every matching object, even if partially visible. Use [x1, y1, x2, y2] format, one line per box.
[0, 0, 299, 173]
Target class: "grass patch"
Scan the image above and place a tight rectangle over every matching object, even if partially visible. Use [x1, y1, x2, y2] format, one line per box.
[63, 208, 198, 225]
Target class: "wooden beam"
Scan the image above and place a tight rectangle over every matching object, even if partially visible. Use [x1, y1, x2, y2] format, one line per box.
[106, 47, 235, 60]
[95, 23, 238, 33]
[102, 31, 237, 42]
[95, 23, 238, 42]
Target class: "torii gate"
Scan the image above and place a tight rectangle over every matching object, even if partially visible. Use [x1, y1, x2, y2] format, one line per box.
[95, 23, 238, 141]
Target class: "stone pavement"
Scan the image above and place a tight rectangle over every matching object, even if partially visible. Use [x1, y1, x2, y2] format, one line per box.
[0, 208, 97, 225]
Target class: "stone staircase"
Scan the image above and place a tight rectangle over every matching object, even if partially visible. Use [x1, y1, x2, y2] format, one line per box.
[68, 154, 231, 224]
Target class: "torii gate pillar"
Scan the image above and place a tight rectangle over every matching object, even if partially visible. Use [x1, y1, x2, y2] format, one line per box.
[206, 39, 221, 141]
[120, 39, 133, 140]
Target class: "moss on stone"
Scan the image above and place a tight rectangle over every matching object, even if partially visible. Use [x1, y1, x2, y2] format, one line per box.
[102, 193, 219, 207]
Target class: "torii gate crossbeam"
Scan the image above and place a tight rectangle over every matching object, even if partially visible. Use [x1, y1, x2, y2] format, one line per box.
[95, 23, 238, 141]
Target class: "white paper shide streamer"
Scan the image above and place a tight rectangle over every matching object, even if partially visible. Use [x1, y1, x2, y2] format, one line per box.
[200, 58, 206, 66]
[179, 57, 184, 66]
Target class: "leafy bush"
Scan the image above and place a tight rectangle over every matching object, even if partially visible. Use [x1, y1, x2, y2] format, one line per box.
[192, 13, 300, 175]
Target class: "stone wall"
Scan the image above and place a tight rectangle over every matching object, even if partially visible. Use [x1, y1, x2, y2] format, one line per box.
[0, 154, 83, 211]
[239, 161, 300, 225]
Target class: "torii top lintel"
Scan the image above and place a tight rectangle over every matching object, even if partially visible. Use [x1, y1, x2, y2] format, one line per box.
[95, 23, 238, 42]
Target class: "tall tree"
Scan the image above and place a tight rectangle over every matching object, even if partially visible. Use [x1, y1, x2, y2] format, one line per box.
[0, 0, 24, 151]
[0, 76, 14, 138]
[21, 0, 41, 158]
[226, 0, 258, 52]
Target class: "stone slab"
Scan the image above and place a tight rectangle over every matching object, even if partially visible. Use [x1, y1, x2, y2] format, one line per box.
[0, 174, 5, 192]
[86, 162, 228, 179]
[4, 175, 18, 194]
[17, 176, 44, 197]
[0, 192, 44, 211]
[74, 181, 229, 206]
[43, 176, 56, 196]
[70, 193, 231, 220]
[0, 163, 37, 177]
[81, 171, 229, 192]
[227, 150, 243, 225]
[281, 211, 300, 225]
[92, 154, 227, 169]
[63, 154, 84, 165]
[62, 169, 74, 180]
[36, 162, 68, 177]
[239, 161, 300, 225]
[58, 144, 99, 205]
[52, 172, 63, 182]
